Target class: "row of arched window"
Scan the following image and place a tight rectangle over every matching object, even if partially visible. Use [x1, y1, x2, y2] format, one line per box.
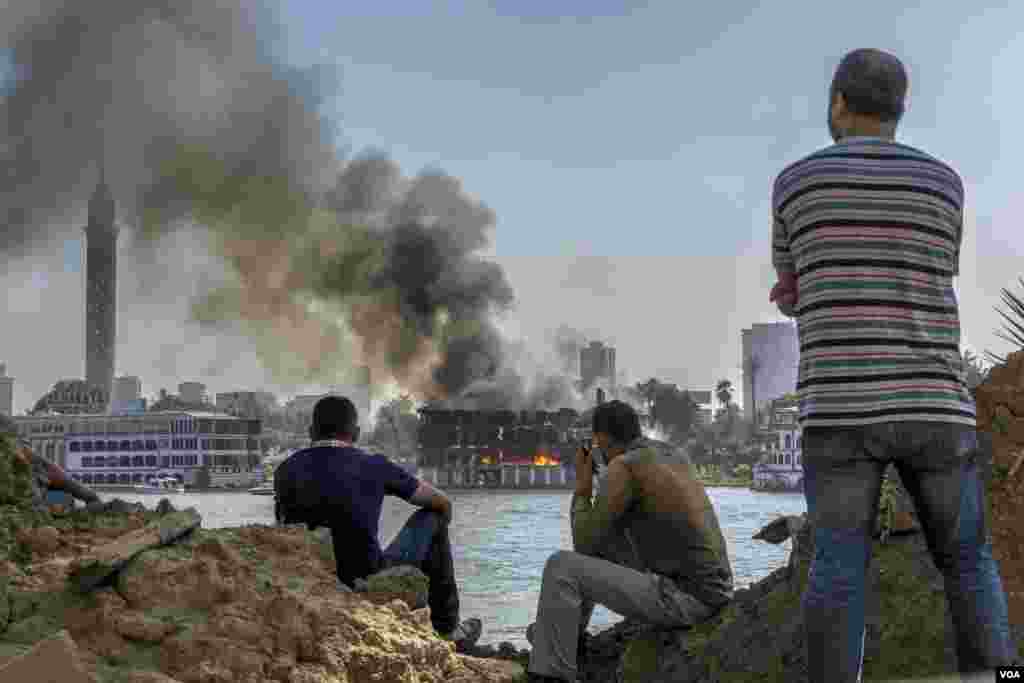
[69, 438, 203, 453]
[71, 439, 157, 452]
[70, 473, 154, 484]
[79, 455, 200, 468]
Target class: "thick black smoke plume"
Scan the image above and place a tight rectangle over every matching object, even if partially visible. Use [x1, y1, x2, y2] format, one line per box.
[0, 1, 583, 409]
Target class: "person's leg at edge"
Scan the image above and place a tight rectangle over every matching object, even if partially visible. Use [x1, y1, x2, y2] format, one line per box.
[528, 549, 713, 682]
[801, 427, 886, 683]
[382, 508, 460, 635]
[894, 425, 1015, 673]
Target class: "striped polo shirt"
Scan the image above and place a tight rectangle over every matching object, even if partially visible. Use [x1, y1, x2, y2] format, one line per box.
[771, 137, 975, 428]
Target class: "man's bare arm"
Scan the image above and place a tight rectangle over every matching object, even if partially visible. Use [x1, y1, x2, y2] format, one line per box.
[408, 481, 452, 524]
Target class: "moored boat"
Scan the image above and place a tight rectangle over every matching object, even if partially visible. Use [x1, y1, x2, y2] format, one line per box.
[133, 474, 185, 494]
[248, 481, 275, 496]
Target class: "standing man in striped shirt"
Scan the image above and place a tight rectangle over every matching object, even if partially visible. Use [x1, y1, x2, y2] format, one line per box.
[771, 48, 1016, 681]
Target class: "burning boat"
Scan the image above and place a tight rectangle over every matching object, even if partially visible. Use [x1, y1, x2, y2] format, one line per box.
[415, 407, 588, 489]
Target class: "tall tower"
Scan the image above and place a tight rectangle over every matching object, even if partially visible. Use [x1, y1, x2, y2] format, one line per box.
[0, 362, 13, 416]
[84, 166, 118, 405]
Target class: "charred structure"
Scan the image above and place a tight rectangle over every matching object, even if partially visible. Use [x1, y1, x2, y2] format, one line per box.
[83, 169, 117, 405]
[416, 407, 587, 468]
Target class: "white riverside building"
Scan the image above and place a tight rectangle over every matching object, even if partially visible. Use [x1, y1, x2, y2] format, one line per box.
[751, 400, 803, 492]
[12, 410, 263, 488]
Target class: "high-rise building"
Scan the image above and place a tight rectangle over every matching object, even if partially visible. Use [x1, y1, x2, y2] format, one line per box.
[741, 322, 799, 421]
[84, 167, 118, 406]
[0, 363, 13, 416]
[580, 341, 616, 392]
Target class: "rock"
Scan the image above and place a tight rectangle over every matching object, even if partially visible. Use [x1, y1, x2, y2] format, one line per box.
[15, 525, 60, 556]
[155, 498, 176, 516]
[0, 629, 95, 682]
[497, 641, 519, 658]
[752, 514, 803, 545]
[357, 564, 430, 610]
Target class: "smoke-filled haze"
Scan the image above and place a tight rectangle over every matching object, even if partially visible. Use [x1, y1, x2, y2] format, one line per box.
[0, 0, 595, 413]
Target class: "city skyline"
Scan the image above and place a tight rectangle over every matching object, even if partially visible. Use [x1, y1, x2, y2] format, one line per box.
[2, 2, 1021, 417]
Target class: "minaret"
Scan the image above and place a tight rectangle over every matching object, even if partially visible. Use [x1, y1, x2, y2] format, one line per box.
[84, 165, 118, 405]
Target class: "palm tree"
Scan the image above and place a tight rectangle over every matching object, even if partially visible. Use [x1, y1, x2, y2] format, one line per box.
[715, 379, 733, 413]
[715, 379, 735, 434]
[962, 349, 990, 394]
[986, 277, 1024, 365]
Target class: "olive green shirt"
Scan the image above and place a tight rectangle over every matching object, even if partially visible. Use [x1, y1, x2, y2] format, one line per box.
[571, 438, 734, 608]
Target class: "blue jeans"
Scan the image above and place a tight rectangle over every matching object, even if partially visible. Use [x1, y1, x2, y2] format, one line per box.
[801, 422, 1015, 682]
[381, 509, 460, 634]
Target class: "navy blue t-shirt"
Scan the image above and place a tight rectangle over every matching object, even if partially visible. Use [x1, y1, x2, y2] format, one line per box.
[274, 445, 419, 587]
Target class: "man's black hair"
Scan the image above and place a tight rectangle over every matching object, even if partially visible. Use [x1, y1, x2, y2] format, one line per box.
[592, 400, 642, 446]
[830, 48, 908, 123]
[311, 395, 359, 440]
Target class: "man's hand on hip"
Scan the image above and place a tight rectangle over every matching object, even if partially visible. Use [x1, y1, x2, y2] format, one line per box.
[770, 272, 798, 317]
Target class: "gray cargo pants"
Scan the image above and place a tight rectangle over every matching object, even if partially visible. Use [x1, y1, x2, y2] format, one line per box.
[527, 498, 716, 681]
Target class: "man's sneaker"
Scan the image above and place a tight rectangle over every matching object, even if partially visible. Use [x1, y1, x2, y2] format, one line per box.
[442, 617, 483, 652]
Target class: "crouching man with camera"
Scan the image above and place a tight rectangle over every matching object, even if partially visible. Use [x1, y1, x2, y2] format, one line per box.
[524, 400, 735, 683]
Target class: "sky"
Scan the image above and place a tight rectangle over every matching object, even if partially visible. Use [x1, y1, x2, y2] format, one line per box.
[5, 0, 1024, 414]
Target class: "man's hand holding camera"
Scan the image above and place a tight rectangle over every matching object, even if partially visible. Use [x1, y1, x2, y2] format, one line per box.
[575, 444, 595, 498]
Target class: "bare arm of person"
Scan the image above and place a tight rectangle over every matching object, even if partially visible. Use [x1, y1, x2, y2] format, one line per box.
[408, 481, 452, 524]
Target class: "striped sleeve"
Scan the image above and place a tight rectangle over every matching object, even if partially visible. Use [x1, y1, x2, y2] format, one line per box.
[771, 184, 795, 274]
[952, 205, 963, 277]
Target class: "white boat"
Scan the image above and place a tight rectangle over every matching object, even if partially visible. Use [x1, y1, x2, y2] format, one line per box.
[133, 475, 185, 495]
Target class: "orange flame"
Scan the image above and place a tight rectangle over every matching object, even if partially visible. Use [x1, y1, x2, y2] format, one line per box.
[532, 451, 559, 466]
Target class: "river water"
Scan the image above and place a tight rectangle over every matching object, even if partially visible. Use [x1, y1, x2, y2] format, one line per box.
[101, 487, 806, 647]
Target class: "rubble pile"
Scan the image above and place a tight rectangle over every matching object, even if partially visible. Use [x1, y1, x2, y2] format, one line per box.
[0, 435, 523, 682]
[974, 348, 1024, 625]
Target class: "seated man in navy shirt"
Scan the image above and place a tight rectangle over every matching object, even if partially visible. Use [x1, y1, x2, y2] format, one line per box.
[274, 395, 482, 651]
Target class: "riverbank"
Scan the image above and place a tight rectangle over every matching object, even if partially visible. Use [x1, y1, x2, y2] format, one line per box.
[0, 497, 527, 682]
[698, 478, 752, 488]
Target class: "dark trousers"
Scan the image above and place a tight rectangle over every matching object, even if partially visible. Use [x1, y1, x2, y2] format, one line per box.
[381, 509, 460, 634]
[801, 422, 1015, 683]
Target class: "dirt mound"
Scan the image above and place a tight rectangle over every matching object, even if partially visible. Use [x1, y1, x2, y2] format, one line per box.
[0, 496, 523, 682]
[975, 349, 1024, 626]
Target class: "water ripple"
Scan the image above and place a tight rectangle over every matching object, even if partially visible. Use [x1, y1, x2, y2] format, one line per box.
[103, 487, 805, 648]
